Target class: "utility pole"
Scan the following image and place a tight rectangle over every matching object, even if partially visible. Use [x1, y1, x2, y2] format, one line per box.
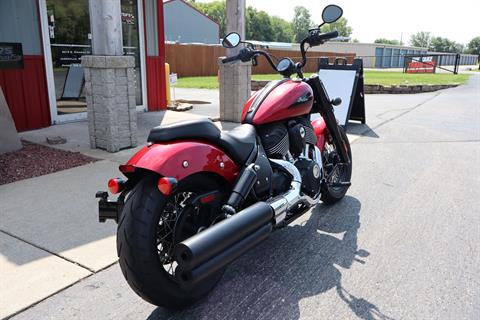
[82, 0, 137, 152]
[219, 0, 251, 123]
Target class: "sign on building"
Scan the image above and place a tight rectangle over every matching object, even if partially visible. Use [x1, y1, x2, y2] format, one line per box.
[0, 43, 23, 69]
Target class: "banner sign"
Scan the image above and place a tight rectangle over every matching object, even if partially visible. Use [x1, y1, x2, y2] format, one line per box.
[0, 42, 23, 69]
[406, 56, 437, 73]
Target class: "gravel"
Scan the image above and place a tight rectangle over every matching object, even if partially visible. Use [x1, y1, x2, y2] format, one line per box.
[0, 140, 99, 185]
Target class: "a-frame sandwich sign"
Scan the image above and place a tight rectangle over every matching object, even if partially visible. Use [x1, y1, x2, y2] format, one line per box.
[316, 57, 366, 127]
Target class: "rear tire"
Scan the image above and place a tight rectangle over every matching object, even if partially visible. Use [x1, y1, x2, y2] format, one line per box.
[321, 126, 352, 204]
[117, 174, 226, 309]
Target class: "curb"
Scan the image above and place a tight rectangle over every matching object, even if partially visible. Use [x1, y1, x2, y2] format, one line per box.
[363, 84, 458, 94]
[251, 80, 459, 94]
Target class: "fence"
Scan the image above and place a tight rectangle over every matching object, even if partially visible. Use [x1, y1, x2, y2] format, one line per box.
[165, 43, 356, 77]
[358, 50, 478, 69]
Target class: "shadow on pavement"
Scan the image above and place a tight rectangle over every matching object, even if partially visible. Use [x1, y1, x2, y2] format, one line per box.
[147, 196, 395, 320]
[347, 123, 380, 139]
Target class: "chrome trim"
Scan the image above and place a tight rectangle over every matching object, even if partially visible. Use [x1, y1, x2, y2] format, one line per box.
[313, 145, 324, 179]
[267, 156, 322, 225]
[268, 160, 302, 224]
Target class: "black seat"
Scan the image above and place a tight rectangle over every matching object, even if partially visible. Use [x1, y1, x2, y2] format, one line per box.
[148, 118, 221, 143]
[217, 124, 257, 164]
[147, 119, 256, 164]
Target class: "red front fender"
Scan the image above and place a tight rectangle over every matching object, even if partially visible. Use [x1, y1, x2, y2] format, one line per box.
[311, 117, 327, 151]
[125, 141, 239, 183]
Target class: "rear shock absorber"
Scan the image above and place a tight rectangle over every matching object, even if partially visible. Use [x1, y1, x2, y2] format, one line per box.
[222, 163, 259, 216]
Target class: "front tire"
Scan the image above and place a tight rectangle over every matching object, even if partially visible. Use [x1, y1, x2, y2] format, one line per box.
[321, 126, 352, 204]
[117, 174, 226, 309]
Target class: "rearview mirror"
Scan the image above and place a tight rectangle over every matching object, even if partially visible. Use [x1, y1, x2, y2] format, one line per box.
[322, 5, 343, 24]
[222, 32, 241, 48]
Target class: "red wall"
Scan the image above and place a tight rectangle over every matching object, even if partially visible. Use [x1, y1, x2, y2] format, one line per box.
[146, 56, 167, 110]
[143, 0, 167, 111]
[0, 56, 51, 132]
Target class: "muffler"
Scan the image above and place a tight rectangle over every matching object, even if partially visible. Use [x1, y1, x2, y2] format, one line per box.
[174, 202, 274, 270]
[176, 223, 272, 286]
[174, 159, 319, 287]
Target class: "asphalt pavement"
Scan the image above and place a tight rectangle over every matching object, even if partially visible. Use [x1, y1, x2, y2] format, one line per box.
[4, 74, 480, 320]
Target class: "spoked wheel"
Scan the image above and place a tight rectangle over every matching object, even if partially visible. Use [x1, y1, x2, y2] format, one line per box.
[157, 191, 217, 279]
[117, 174, 226, 309]
[321, 125, 352, 204]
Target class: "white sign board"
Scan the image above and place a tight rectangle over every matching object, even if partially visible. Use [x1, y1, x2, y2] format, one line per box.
[317, 69, 357, 126]
[169, 73, 178, 85]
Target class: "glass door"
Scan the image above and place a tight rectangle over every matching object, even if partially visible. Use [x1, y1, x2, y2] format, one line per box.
[42, 0, 145, 122]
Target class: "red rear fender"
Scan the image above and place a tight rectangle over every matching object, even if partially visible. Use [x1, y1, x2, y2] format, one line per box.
[125, 141, 239, 183]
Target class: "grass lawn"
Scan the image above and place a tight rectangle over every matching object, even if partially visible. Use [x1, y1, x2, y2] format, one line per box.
[175, 70, 471, 89]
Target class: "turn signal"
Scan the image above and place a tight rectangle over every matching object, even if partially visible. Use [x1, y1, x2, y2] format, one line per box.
[108, 178, 125, 194]
[158, 177, 178, 196]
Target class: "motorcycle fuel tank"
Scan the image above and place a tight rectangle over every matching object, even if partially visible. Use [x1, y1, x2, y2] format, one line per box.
[242, 79, 314, 125]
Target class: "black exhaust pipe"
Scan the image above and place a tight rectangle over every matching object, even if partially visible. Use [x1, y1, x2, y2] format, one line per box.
[174, 202, 274, 270]
[176, 223, 272, 287]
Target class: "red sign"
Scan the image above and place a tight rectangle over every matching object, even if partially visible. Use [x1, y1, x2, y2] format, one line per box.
[406, 56, 436, 73]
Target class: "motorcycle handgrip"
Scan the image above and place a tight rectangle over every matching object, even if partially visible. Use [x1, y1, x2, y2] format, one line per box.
[308, 30, 339, 47]
[222, 55, 239, 63]
[320, 30, 339, 40]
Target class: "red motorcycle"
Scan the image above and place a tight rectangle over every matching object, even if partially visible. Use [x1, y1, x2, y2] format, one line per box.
[97, 5, 351, 309]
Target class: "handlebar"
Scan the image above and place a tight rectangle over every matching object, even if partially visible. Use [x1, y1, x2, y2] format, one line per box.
[222, 48, 278, 71]
[222, 29, 338, 75]
[221, 55, 239, 63]
[307, 30, 339, 47]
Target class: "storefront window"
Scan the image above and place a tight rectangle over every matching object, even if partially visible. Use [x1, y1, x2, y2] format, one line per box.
[46, 0, 143, 116]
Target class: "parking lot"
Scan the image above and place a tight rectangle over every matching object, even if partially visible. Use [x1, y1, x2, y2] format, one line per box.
[2, 74, 479, 320]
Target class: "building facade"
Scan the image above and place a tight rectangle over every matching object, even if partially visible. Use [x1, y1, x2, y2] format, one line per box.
[0, 0, 167, 132]
[163, 0, 220, 44]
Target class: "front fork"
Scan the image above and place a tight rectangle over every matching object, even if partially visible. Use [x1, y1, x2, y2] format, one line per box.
[307, 75, 350, 164]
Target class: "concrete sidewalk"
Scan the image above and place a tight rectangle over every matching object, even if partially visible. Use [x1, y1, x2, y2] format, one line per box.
[0, 86, 451, 319]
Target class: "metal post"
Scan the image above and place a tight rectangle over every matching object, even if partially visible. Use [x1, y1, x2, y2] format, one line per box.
[454, 53, 460, 74]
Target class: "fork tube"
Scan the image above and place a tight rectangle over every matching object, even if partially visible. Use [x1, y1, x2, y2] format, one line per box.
[307, 75, 350, 163]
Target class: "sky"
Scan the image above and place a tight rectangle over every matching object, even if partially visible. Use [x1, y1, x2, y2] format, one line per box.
[196, 0, 479, 45]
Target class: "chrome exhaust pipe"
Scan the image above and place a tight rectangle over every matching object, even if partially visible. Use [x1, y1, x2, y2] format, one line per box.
[268, 159, 320, 224]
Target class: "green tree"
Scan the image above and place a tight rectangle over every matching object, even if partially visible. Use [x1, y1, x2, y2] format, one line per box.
[292, 6, 313, 43]
[374, 38, 400, 45]
[190, 1, 293, 42]
[465, 36, 480, 55]
[246, 7, 274, 41]
[321, 17, 353, 39]
[270, 16, 294, 42]
[430, 37, 463, 53]
[409, 31, 431, 48]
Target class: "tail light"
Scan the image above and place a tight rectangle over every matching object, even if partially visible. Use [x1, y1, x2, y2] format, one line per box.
[108, 178, 126, 194]
[158, 177, 178, 196]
